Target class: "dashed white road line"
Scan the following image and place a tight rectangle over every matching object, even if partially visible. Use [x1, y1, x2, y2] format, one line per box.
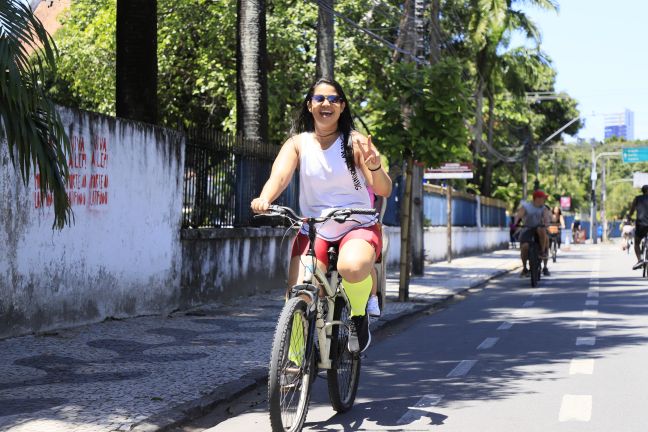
[569, 358, 595, 375]
[578, 320, 598, 329]
[585, 300, 599, 306]
[447, 360, 477, 377]
[582, 310, 598, 318]
[476, 337, 499, 350]
[559, 394, 592, 422]
[396, 394, 444, 425]
[523, 301, 535, 307]
[576, 336, 596, 346]
[497, 321, 513, 330]
[587, 291, 599, 298]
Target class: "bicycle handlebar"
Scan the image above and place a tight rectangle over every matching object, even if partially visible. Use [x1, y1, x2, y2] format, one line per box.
[255, 205, 377, 225]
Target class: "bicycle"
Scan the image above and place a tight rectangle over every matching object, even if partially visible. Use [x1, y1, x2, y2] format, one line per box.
[547, 224, 560, 263]
[518, 225, 543, 288]
[255, 205, 378, 432]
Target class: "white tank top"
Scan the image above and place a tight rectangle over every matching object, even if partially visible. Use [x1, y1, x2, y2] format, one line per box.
[298, 133, 376, 241]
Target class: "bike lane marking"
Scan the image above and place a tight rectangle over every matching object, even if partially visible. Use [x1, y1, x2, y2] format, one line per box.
[396, 394, 444, 425]
[559, 394, 592, 422]
[569, 359, 595, 375]
[476, 337, 499, 350]
[446, 360, 478, 377]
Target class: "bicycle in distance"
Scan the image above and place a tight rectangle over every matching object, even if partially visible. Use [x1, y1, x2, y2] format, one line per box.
[516, 223, 544, 288]
[254, 205, 378, 432]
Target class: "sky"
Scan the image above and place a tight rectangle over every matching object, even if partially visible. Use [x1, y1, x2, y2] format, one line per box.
[513, 0, 648, 142]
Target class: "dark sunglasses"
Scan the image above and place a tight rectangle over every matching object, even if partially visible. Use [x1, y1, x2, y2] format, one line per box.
[311, 94, 343, 104]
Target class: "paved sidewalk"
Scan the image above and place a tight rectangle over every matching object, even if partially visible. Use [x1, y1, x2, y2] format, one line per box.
[0, 249, 521, 432]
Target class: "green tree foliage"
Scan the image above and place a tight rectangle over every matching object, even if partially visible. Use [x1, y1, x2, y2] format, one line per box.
[41, 0, 592, 217]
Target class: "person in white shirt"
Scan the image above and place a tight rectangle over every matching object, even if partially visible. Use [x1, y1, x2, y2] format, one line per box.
[251, 78, 392, 352]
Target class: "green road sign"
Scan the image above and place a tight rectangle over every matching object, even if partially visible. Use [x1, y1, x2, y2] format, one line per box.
[623, 147, 648, 163]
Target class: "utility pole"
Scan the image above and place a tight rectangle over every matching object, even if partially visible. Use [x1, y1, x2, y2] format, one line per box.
[601, 159, 607, 242]
[590, 144, 597, 244]
[316, 0, 334, 80]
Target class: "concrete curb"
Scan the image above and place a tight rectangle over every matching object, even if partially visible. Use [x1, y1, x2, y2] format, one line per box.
[146, 258, 522, 431]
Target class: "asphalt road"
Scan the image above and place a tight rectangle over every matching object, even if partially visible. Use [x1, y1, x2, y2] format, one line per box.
[181, 242, 648, 432]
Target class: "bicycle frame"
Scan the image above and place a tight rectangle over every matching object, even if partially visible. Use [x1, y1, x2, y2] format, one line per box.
[295, 257, 350, 370]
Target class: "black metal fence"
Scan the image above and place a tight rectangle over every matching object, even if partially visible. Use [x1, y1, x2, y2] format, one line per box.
[182, 129, 298, 228]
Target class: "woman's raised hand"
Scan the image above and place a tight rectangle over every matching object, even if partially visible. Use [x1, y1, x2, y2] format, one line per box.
[356, 135, 381, 170]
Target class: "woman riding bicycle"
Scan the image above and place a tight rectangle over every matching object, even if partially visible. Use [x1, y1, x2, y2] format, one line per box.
[250, 78, 392, 353]
[548, 206, 565, 250]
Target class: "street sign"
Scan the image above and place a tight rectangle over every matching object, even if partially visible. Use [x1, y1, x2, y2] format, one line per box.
[424, 163, 474, 180]
[622, 147, 648, 163]
[633, 172, 648, 188]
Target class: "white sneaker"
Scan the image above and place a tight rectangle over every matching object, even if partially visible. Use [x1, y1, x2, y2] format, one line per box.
[367, 295, 381, 317]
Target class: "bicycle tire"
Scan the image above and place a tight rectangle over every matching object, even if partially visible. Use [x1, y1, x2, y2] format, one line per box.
[644, 243, 648, 279]
[268, 297, 315, 432]
[327, 296, 361, 413]
[529, 242, 539, 288]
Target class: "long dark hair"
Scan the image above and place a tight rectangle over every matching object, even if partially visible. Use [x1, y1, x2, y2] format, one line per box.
[291, 78, 361, 190]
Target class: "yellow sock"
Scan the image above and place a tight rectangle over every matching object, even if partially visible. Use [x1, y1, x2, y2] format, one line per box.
[288, 313, 304, 366]
[342, 275, 372, 317]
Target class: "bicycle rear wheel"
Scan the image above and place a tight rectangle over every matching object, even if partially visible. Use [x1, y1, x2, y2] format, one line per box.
[551, 239, 557, 263]
[327, 296, 361, 412]
[529, 242, 540, 288]
[268, 297, 315, 432]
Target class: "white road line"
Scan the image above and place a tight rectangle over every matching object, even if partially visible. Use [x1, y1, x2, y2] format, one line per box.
[576, 336, 596, 346]
[531, 292, 541, 298]
[569, 358, 595, 375]
[559, 394, 592, 422]
[578, 320, 598, 329]
[587, 291, 599, 298]
[397, 394, 444, 425]
[523, 301, 535, 307]
[497, 321, 513, 330]
[582, 310, 598, 318]
[585, 300, 599, 306]
[477, 337, 499, 350]
[589, 285, 599, 292]
[447, 360, 477, 377]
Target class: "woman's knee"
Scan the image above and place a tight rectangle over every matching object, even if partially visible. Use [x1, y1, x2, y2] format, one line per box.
[338, 240, 375, 282]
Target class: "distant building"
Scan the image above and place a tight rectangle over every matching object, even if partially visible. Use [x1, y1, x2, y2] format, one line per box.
[604, 109, 634, 140]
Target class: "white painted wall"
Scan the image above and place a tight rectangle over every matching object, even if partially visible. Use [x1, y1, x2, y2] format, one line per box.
[383, 226, 509, 268]
[0, 108, 184, 338]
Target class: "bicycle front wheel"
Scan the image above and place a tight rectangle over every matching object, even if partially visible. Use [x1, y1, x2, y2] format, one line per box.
[529, 242, 540, 288]
[327, 296, 361, 412]
[268, 297, 314, 432]
[552, 240, 557, 263]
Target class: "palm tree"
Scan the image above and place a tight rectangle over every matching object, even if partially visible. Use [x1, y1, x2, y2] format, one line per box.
[0, 0, 70, 228]
[235, 0, 268, 225]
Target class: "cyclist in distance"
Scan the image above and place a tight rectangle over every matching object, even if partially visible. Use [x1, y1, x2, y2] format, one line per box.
[549, 205, 566, 250]
[621, 213, 635, 251]
[514, 190, 552, 277]
[250, 78, 392, 352]
[628, 185, 648, 270]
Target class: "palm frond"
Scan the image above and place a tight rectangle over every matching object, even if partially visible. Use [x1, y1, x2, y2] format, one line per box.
[0, 0, 71, 228]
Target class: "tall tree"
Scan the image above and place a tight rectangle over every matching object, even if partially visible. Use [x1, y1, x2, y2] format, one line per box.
[116, 0, 157, 123]
[1, 0, 70, 228]
[316, 0, 335, 80]
[236, 0, 268, 224]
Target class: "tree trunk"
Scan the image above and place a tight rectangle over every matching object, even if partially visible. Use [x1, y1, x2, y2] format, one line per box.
[481, 89, 496, 196]
[116, 0, 157, 124]
[411, 162, 424, 275]
[399, 156, 414, 301]
[316, 0, 334, 80]
[235, 0, 268, 225]
[428, 0, 441, 65]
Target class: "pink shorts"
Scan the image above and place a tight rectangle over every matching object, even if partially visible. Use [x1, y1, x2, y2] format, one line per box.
[291, 224, 382, 268]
